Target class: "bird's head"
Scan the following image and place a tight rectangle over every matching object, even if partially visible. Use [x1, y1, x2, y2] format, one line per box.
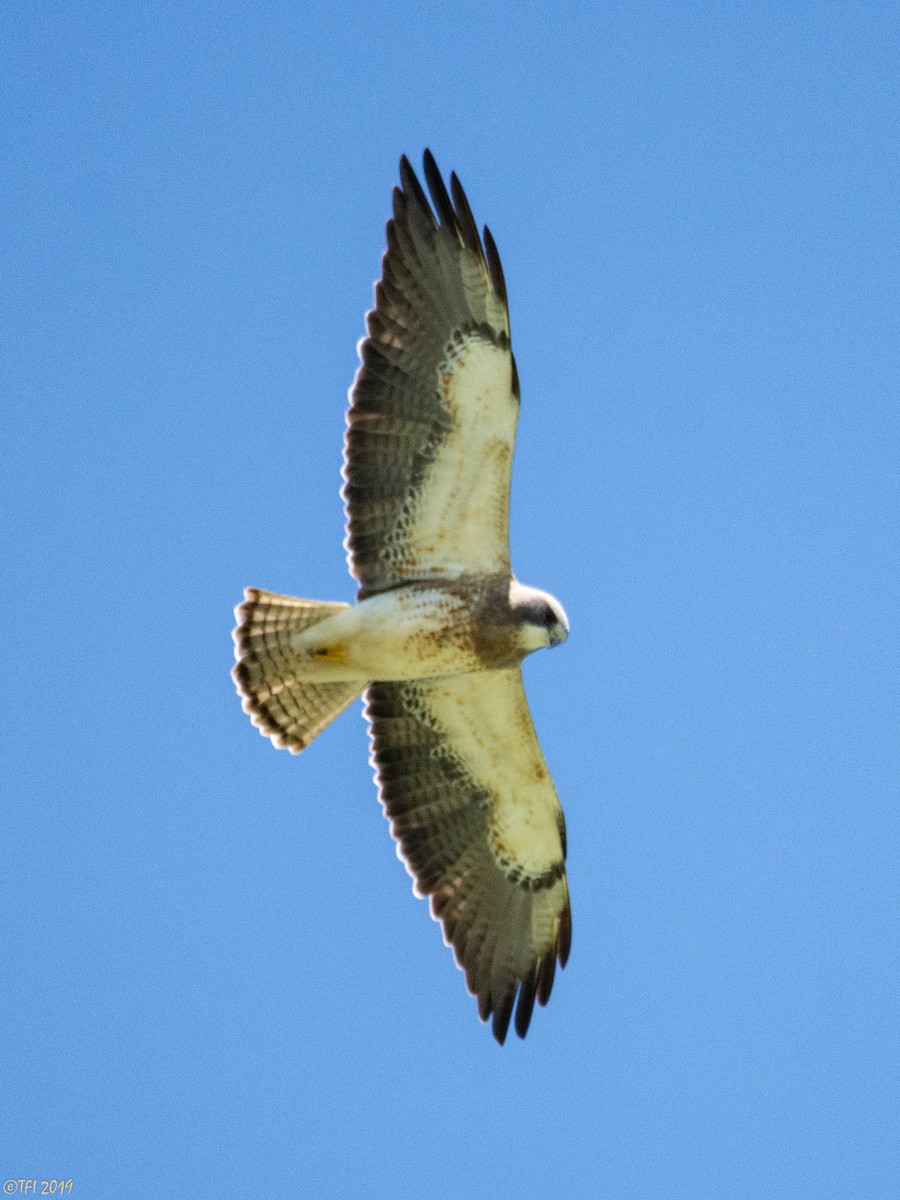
[509, 581, 569, 654]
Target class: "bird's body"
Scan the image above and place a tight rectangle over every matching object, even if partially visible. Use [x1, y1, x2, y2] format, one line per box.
[241, 577, 564, 683]
[233, 151, 572, 1042]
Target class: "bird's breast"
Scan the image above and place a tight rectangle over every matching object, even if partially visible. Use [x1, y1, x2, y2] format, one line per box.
[292, 581, 505, 682]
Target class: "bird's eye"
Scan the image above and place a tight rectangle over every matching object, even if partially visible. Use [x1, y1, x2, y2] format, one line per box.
[544, 607, 557, 628]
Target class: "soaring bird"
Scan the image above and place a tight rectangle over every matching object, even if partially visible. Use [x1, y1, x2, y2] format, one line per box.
[233, 151, 571, 1043]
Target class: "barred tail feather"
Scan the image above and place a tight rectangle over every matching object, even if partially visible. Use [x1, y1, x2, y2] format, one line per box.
[232, 588, 364, 753]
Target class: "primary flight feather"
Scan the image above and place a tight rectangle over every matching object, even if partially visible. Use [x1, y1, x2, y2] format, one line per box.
[233, 151, 571, 1043]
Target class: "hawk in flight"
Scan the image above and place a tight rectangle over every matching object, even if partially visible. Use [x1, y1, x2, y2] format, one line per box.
[233, 151, 571, 1043]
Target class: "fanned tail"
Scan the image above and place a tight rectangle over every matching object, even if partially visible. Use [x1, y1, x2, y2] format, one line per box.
[232, 588, 364, 752]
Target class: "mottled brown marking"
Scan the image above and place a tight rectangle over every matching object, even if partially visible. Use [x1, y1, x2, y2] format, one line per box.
[464, 575, 526, 669]
[313, 642, 347, 663]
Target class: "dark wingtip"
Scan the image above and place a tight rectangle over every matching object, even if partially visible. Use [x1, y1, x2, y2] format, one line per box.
[422, 148, 457, 231]
[450, 170, 482, 257]
[536, 949, 557, 1008]
[482, 224, 508, 306]
[558, 900, 573, 968]
[398, 154, 433, 225]
[492, 992, 515, 1045]
[478, 991, 492, 1023]
[395, 152, 509, 315]
[514, 974, 538, 1039]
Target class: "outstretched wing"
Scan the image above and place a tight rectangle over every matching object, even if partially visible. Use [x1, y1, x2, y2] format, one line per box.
[365, 669, 571, 1043]
[343, 150, 519, 599]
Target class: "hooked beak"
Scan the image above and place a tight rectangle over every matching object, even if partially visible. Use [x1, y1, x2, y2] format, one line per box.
[549, 622, 568, 649]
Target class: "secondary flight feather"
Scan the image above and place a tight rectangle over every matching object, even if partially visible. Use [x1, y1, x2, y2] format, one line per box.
[233, 151, 571, 1043]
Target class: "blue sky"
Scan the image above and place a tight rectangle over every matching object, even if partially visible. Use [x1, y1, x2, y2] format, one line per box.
[3, 2, 897, 1197]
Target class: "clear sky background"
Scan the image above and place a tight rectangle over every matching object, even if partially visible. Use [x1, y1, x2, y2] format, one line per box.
[3, 2, 897, 1197]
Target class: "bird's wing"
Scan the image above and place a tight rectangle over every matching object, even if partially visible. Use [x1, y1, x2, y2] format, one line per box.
[343, 150, 519, 599]
[365, 668, 571, 1043]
